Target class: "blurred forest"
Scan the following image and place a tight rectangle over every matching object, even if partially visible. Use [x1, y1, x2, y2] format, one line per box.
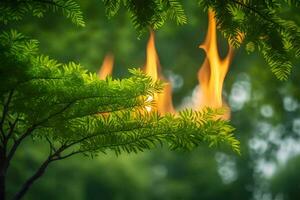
[6, 0, 300, 199]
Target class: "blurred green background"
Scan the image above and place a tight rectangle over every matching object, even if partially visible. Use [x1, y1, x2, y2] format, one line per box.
[7, 1, 300, 200]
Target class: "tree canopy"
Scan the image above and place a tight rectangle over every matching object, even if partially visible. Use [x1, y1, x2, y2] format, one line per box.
[2, 1, 300, 200]
[0, 0, 244, 199]
[103, 0, 300, 80]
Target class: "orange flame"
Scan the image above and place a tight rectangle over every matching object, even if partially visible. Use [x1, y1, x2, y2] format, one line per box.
[97, 12, 238, 118]
[143, 31, 175, 114]
[197, 11, 234, 117]
[98, 53, 114, 80]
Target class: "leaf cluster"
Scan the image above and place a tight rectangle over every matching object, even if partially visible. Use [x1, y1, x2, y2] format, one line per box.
[103, 0, 300, 80]
[0, 0, 85, 27]
[0, 29, 240, 159]
[0, 1, 241, 199]
[3, 0, 299, 80]
[102, 0, 187, 34]
[198, 0, 300, 80]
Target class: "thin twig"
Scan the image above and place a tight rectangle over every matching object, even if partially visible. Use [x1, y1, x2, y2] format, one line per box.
[51, 149, 86, 161]
[231, 0, 282, 28]
[17, 0, 68, 10]
[12, 157, 52, 200]
[5, 116, 19, 141]
[12, 142, 85, 200]
[45, 136, 56, 157]
[7, 102, 74, 164]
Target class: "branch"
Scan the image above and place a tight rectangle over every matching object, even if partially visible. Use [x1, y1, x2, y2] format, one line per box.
[10, 126, 161, 200]
[62, 101, 146, 122]
[12, 140, 77, 200]
[7, 102, 74, 165]
[50, 149, 86, 161]
[5, 116, 19, 142]
[18, 0, 68, 10]
[10, 124, 159, 200]
[45, 136, 56, 157]
[40, 121, 160, 162]
[12, 157, 52, 200]
[12, 77, 151, 109]
[0, 90, 14, 139]
[0, 131, 4, 145]
[230, 0, 281, 28]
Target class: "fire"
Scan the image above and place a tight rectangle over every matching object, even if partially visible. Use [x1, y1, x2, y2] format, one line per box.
[197, 10, 234, 117]
[143, 31, 175, 114]
[97, 11, 237, 118]
[97, 32, 174, 115]
[98, 53, 114, 80]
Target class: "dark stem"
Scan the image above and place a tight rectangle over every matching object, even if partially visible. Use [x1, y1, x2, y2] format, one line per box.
[0, 90, 13, 200]
[0, 173, 4, 200]
[7, 126, 35, 164]
[0, 103, 75, 199]
[12, 144, 73, 200]
[0, 147, 7, 200]
[5, 117, 19, 141]
[10, 118, 161, 199]
[231, 0, 281, 28]
[7, 102, 73, 165]
[12, 158, 51, 200]
[0, 90, 14, 139]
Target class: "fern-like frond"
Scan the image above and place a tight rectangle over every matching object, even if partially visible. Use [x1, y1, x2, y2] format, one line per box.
[102, 0, 121, 18]
[0, 0, 85, 26]
[0, 30, 240, 157]
[162, 0, 187, 25]
[198, 0, 300, 80]
[104, 0, 186, 33]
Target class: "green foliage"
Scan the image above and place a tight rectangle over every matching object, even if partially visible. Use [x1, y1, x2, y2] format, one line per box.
[102, 0, 300, 80]
[2, 1, 300, 199]
[198, 0, 300, 80]
[0, 0, 239, 163]
[103, 0, 187, 34]
[3, 0, 298, 79]
[0, 1, 241, 198]
[284, 0, 300, 7]
[0, 29, 239, 157]
[0, 0, 85, 27]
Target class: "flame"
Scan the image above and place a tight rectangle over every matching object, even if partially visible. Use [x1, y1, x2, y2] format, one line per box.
[98, 53, 114, 80]
[197, 10, 234, 118]
[97, 12, 239, 118]
[143, 31, 175, 114]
